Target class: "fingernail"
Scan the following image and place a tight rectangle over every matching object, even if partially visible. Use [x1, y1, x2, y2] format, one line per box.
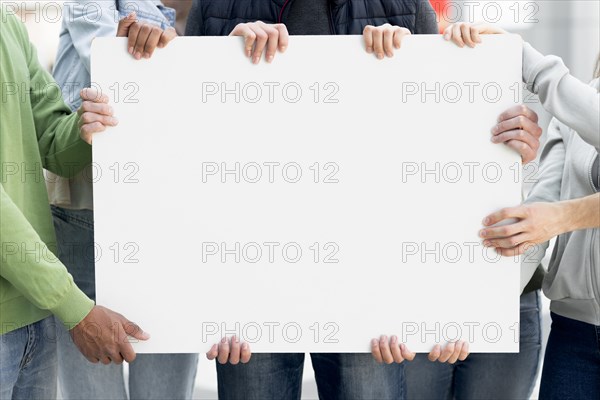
[366, 46, 373, 53]
[135, 52, 142, 60]
[242, 343, 248, 349]
[221, 337, 227, 343]
[443, 33, 450, 40]
[144, 53, 150, 59]
[371, 339, 378, 346]
[483, 240, 491, 247]
[391, 335, 397, 343]
[128, 47, 134, 55]
[483, 217, 490, 225]
[252, 56, 259, 64]
[280, 45, 287, 52]
[479, 230, 486, 238]
[267, 55, 274, 63]
[400, 343, 406, 351]
[377, 53, 384, 59]
[491, 136, 498, 143]
[112, 117, 119, 125]
[246, 50, 251, 57]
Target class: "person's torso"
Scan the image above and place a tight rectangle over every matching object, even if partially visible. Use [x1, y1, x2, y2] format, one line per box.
[0, 13, 57, 248]
[192, 0, 433, 36]
[54, 0, 175, 110]
[47, 0, 175, 210]
[543, 79, 600, 325]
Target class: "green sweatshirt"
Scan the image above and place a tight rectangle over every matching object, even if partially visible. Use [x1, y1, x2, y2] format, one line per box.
[0, 12, 94, 334]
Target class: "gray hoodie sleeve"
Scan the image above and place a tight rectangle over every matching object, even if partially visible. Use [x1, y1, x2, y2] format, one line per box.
[523, 42, 600, 151]
[519, 118, 566, 292]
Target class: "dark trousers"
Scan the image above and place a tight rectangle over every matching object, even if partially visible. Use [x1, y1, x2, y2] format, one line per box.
[540, 312, 600, 400]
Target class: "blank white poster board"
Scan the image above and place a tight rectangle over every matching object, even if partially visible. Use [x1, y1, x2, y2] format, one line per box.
[92, 35, 522, 353]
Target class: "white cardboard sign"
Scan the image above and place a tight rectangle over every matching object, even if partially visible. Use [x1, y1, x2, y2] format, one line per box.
[92, 35, 522, 353]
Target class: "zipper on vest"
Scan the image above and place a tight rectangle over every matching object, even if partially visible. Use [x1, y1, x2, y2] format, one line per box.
[278, 0, 292, 23]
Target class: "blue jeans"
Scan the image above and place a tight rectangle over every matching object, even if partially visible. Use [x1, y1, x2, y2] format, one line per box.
[0, 317, 58, 400]
[51, 206, 199, 400]
[539, 312, 600, 400]
[404, 290, 542, 400]
[217, 353, 404, 399]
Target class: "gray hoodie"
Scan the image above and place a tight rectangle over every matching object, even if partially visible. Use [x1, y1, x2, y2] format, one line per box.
[522, 42, 600, 326]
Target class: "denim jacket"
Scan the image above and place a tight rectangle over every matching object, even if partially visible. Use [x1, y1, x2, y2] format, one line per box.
[48, 0, 175, 210]
[53, 0, 175, 110]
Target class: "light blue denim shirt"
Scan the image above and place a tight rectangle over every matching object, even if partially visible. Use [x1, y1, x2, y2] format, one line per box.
[53, 0, 175, 110]
[48, 0, 175, 210]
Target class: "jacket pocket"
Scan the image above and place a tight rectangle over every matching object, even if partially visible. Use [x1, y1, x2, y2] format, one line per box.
[544, 230, 595, 301]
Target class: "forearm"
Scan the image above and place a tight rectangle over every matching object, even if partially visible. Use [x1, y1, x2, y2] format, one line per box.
[559, 193, 600, 233]
[25, 23, 91, 177]
[0, 186, 94, 326]
[41, 114, 92, 178]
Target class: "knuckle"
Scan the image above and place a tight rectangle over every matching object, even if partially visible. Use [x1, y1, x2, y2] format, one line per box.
[81, 113, 93, 124]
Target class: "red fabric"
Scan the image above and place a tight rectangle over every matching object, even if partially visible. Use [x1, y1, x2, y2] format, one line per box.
[429, 0, 449, 33]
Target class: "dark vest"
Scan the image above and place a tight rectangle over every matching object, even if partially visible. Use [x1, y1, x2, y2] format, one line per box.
[186, 0, 439, 36]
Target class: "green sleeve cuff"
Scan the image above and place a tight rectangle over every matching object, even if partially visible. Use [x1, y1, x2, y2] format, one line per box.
[50, 282, 95, 329]
[44, 113, 93, 178]
[48, 138, 92, 178]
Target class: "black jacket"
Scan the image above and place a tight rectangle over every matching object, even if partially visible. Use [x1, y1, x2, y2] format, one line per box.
[185, 0, 439, 36]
